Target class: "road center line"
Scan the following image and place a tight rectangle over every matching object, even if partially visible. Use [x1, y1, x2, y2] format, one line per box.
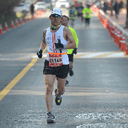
[0, 58, 38, 101]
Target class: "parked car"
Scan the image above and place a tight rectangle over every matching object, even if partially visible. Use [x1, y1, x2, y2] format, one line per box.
[34, 2, 47, 10]
[13, 3, 30, 13]
[55, 0, 70, 8]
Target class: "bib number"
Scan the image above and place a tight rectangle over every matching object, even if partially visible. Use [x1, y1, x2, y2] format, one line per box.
[49, 53, 63, 67]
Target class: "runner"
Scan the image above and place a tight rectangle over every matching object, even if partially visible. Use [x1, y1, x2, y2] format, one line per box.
[61, 15, 79, 86]
[37, 8, 76, 123]
[77, 2, 84, 22]
[68, 5, 77, 28]
[82, 4, 92, 28]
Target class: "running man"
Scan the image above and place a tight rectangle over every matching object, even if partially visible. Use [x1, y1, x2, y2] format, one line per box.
[61, 15, 79, 86]
[68, 5, 77, 28]
[37, 8, 76, 123]
[82, 4, 92, 27]
[77, 2, 84, 22]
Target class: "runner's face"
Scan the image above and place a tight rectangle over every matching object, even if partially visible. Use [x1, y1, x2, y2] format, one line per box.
[61, 17, 68, 26]
[50, 14, 62, 26]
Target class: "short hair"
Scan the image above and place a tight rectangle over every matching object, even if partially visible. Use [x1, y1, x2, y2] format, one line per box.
[62, 15, 69, 21]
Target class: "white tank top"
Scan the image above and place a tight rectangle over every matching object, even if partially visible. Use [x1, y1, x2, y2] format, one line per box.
[45, 25, 69, 65]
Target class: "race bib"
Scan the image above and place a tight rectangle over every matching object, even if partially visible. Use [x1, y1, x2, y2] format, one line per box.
[86, 13, 89, 15]
[49, 53, 63, 67]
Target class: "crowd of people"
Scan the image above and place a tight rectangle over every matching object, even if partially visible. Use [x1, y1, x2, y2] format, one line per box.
[68, 3, 92, 28]
[102, 0, 124, 19]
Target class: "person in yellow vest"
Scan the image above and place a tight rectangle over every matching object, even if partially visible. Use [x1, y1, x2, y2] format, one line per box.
[61, 15, 79, 86]
[82, 4, 92, 27]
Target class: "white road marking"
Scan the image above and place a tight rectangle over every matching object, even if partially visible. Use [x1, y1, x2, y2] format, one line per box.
[0, 52, 127, 61]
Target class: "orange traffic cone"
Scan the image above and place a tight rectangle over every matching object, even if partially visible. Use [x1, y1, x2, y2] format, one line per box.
[103, 18, 107, 28]
[125, 46, 128, 56]
[11, 20, 15, 29]
[0, 24, 3, 34]
[116, 30, 121, 45]
[120, 34, 126, 51]
[5, 22, 8, 31]
[114, 27, 118, 42]
[24, 18, 27, 23]
[19, 18, 23, 25]
[15, 18, 19, 27]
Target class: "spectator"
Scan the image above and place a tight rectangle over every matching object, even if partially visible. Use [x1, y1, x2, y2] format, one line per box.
[114, 0, 120, 19]
[119, 0, 124, 11]
[30, 4, 35, 19]
[103, 0, 108, 14]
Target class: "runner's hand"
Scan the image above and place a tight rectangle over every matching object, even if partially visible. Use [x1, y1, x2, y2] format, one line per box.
[55, 39, 66, 49]
[73, 48, 77, 54]
[37, 48, 43, 58]
[55, 42, 64, 49]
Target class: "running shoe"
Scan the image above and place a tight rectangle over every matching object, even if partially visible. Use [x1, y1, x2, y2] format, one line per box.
[55, 89, 62, 105]
[65, 80, 69, 86]
[47, 111, 55, 123]
[69, 69, 74, 76]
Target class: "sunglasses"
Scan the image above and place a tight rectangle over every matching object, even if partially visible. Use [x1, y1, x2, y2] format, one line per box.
[51, 14, 61, 18]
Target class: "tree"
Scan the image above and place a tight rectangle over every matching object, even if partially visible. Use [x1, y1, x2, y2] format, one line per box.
[0, 0, 21, 17]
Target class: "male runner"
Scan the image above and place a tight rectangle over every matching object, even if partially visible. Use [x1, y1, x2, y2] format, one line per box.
[77, 2, 84, 22]
[68, 5, 77, 28]
[61, 15, 79, 86]
[37, 8, 76, 123]
[82, 4, 92, 27]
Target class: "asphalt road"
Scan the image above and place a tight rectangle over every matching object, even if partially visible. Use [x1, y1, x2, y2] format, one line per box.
[0, 10, 128, 128]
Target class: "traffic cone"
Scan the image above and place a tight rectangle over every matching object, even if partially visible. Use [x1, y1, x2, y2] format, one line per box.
[116, 30, 120, 45]
[0, 24, 3, 34]
[11, 20, 15, 29]
[15, 18, 19, 27]
[4, 22, 8, 31]
[19, 18, 23, 25]
[125, 46, 128, 56]
[103, 18, 107, 28]
[120, 34, 126, 51]
[112, 25, 115, 38]
[114, 27, 117, 42]
[24, 18, 27, 23]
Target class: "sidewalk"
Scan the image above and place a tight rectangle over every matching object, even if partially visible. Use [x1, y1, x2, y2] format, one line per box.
[107, 8, 128, 32]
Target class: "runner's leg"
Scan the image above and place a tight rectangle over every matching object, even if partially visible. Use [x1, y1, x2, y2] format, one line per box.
[57, 78, 66, 95]
[44, 74, 56, 112]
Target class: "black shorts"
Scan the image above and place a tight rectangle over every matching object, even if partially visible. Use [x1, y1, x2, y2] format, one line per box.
[85, 18, 90, 24]
[68, 54, 73, 62]
[43, 60, 69, 78]
[77, 13, 83, 17]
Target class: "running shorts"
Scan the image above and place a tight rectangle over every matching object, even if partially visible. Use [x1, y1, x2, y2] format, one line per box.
[85, 18, 90, 24]
[68, 54, 73, 62]
[43, 60, 69, 78]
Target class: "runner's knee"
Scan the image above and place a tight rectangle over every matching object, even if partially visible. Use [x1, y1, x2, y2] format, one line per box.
[58, 88, 65, 95]
[45, 83, 53, 95]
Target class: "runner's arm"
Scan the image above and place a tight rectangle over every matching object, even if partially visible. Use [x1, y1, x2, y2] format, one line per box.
[40, 29, 47, 51]
[64, 27, 76, 49]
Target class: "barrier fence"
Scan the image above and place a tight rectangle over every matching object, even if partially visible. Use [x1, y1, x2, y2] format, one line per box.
[91, 5, 128, 56]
